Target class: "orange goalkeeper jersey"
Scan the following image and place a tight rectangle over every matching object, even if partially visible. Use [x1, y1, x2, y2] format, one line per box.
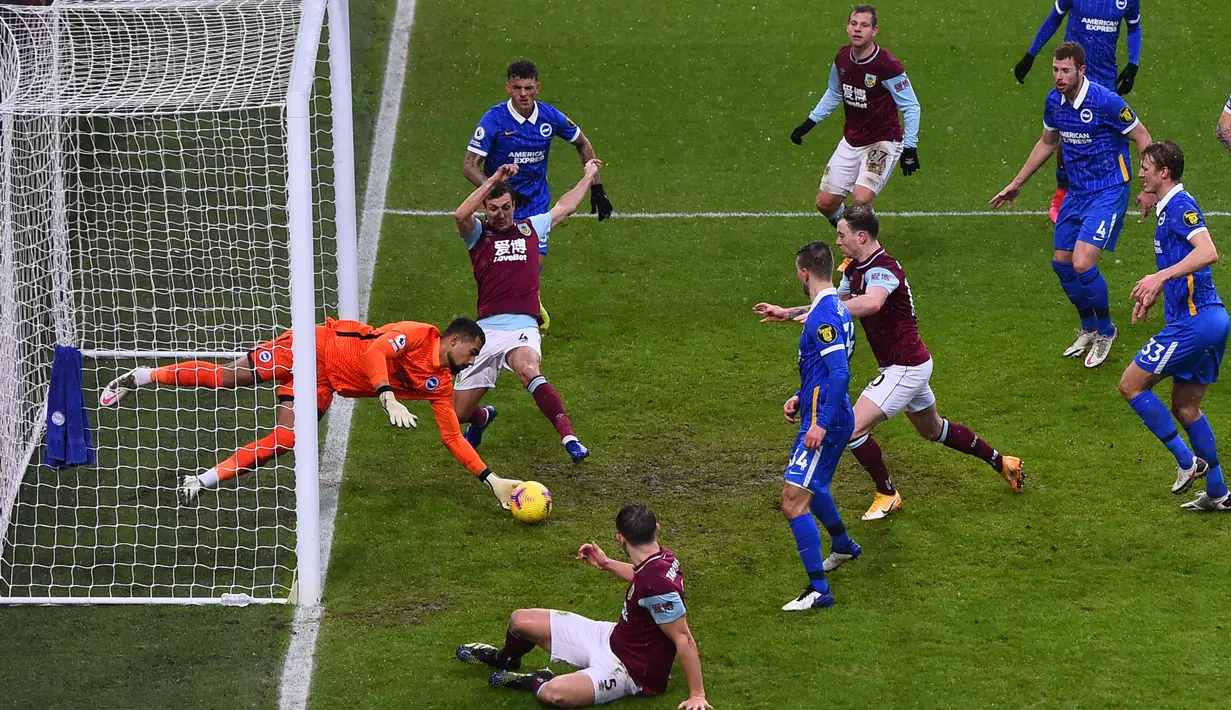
[273, 318, 486, 475]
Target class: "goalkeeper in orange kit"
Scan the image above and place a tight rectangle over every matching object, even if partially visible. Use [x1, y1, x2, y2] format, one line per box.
[99, 317, 525, 508]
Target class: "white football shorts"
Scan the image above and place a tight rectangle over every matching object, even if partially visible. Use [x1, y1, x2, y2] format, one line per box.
[454, 326, 542, 391]
[819, 138, 904, 197]
[548, 610, 641, 704]
[859, 358, 936, 420]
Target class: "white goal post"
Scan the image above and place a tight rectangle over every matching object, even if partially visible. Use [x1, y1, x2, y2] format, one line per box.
[0, 0, 357, 605]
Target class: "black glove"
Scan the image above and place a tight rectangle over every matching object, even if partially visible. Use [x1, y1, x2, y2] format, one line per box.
[900, 147, 920, 176]
[790, 119, 817, 145]
[1013, 53, 1035, 84]
[1115, 63, 1138, 95]
[590, 183, 613, 221]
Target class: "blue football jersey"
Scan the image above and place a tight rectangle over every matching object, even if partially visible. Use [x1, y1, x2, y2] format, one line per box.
[1059, 0, 1141, 86]
[1153, 185, 1222, 323]
[798, 290, 856, 434]
[467, 100, 582, 215]
[1043, 78, 1138, 193]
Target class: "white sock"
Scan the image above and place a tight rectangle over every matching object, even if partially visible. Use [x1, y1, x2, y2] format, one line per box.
[132, 366, 153, 387]
[561, 435, 578, 446]
[198, 468, 220, 489]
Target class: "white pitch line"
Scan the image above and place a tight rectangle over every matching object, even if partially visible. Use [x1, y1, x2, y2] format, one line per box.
[277, 0, 418, 708]
[385, 208, 1231, 219]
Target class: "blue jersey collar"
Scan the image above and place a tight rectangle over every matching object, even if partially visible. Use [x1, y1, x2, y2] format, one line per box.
[811, 287, 838, 308]
[505, 99, 540, 125]
[1060, 77, 1090, 109]
[1155, 183, 1185, 216]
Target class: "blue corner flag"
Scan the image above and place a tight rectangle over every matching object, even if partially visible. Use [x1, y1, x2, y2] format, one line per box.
[43, 344, 95, 468]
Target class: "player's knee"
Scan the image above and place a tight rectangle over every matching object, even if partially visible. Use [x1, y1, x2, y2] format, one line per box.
[1072, 254, 1098, 273]
[534, 680, 569, 707]
[1117, 374, 1144, 401]
[508, 609, 534, 635]
[816, 192, 841, 215]
[1171, 403, 1201, 426]
[780, 487, 809, 518]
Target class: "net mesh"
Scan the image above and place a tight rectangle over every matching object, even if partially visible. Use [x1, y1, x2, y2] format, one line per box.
[0, 0, 340, 601]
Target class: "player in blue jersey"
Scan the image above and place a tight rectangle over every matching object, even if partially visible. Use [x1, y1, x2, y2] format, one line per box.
[776, 241, 861, 611]
[1218, 93, 1231, 153]
[991, 42, 1151, 369]
[1014, 0, 1142, 221]
[464, 61, 612, 329]
[1118, 141, 1230, 512]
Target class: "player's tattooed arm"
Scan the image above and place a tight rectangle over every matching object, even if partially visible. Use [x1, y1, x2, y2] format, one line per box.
[1217, 110, 1231, 153]
[462, 151, 487, 188]
[572, 132, 601, 184]
[752, 303, 809, 323]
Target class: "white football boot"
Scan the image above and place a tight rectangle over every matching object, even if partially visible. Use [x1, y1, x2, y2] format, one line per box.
[1180, 491, 1231, 511]
[1063, 330, 1097, 358]
[1083, 328, 1117, 368]
[781, 586, 835, 611]
[99, 367, 150, 407]
[1172, 457, 1209, 495]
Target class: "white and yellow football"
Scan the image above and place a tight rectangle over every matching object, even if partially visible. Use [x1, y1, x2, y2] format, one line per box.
[509, 481, 552, 524]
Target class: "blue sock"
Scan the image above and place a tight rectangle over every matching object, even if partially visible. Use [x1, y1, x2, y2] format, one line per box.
[1184, 415, 1228, 498]
[1129, 392, 1195, 469]
[809, 492, 853, 551]
[787, 513, 829, 593]
[1052, 260, 1095, 331]
[1077, 266, 1114, 336]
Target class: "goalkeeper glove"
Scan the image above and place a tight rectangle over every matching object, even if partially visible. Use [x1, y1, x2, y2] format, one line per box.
[790, 119, 817, 145]
[1013, 53, 1035, 84]
[1115, 63, 1138, 95]
[379, 391, 418, 429]
[479, 468, 523, 510]
[900, 147, 920, 176]
[590, 183, 613, 221]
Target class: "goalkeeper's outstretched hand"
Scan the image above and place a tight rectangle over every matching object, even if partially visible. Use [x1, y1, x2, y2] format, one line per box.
[479, 469, 523, 510]
[591, 183, 613, 221]
[380, 391, 418, 429]
[900, 147, 920, 176]
[1013, 53, 1035, 83]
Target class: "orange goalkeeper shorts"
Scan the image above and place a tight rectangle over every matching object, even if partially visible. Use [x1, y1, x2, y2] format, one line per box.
[248, 328, 335, 415]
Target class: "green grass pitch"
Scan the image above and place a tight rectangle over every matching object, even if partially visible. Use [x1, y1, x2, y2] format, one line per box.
[5, 0, 1231, 708]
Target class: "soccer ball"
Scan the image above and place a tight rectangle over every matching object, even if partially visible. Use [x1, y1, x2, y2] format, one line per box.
[509, 481, 552, 524]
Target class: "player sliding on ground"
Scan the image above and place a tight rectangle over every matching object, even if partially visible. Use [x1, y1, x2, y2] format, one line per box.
[789, 4, 922, 227]
[755, 206, 1024, 524]
[991, 41, 1152, 369]
[99, 318, 525, 508]
[775, 241, 860, 611]
[456, 505, 711, 709]
[1119, 141, 1230, 512]
[452, 159, 601, 463]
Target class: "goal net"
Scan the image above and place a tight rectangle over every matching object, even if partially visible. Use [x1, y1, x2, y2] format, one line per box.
[0, 0, 356, 604]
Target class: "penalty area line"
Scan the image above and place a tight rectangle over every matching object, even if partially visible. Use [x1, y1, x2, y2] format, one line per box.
[385, 208, 1231, 219]
[276, 1, 419, 709]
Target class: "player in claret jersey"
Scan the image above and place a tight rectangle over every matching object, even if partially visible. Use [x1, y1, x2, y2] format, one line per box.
[1118, 141, 1230, 511]
[1013, 0, 1143, 221]
[98, 318, 525, 509]
[1218, 93, 1231, 153]
[465, 60, 613, 329]
[755, 207, 1024, 524]
[456, 505, 711, 709]
[453, 161, 600, 464]
[789, 4, 922, 227]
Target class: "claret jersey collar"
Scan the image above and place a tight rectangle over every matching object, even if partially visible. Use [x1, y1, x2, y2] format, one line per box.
[854, 247, 886, 270]
[1155, 182, 1185, 216]
[1061, 76, 1090, 109]
[505, 99, 540, 125]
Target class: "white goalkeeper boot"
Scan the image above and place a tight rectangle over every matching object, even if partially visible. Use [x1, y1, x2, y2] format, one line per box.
[179, 474, 203, 504]
[480, 470, 523, 510]
[100, 367, 151, 407]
